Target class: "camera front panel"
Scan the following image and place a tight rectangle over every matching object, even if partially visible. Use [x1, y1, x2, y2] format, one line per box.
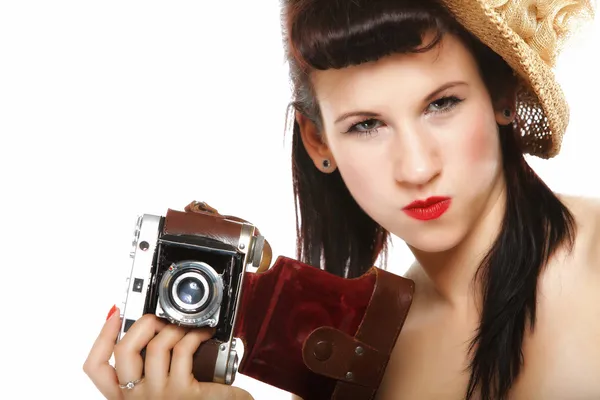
[150, 234, 244, 342]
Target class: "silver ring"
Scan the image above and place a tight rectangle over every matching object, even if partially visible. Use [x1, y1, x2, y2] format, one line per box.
[119, 377, 143, 390]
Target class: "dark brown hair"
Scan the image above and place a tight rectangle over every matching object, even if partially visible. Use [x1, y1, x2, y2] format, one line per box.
[280, 0, 576, 398]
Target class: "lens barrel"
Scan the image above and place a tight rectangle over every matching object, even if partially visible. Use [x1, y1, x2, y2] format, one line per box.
[158, 260, 223, 327]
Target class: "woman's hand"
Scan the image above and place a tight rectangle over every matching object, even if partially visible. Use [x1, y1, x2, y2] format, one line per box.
[83, 306, 253, 400]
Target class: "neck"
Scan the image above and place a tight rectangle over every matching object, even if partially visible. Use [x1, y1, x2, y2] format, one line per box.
[408, 181, 506, 310]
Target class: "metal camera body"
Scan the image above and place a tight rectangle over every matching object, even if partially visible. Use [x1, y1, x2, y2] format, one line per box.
[117, 207, 266, 385]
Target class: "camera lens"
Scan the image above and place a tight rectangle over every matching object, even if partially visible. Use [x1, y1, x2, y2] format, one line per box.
[170, 271, 212, 312]
[176, 277, 205, 305]
[157, 260, 224, 327]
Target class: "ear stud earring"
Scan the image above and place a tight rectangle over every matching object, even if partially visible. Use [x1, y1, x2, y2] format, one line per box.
[503, 108, 512, 119]
[322, 159, 331, 169]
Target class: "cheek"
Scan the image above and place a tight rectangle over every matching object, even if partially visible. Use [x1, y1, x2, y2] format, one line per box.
[450, 111, 500, 171]
[338, 157, 377, 196]
[332, 144, 387, 205]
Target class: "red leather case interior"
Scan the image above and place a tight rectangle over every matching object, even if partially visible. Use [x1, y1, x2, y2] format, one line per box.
[234, 256, 379, 400]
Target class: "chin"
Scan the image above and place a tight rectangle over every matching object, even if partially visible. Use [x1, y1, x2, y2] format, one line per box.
[395, 224, 466, 254]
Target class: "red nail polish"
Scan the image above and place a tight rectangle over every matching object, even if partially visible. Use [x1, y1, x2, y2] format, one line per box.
[106, 305, 117, 321]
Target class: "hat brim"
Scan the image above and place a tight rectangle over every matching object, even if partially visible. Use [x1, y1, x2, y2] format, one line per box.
[442, 0, 569, 159]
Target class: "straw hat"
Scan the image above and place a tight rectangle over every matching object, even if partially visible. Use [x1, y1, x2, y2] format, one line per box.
[441, 0, 594, 158]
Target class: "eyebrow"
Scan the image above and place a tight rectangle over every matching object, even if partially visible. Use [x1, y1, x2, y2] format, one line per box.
[333, 80, 468, 124]
[424, 81, 468, 103]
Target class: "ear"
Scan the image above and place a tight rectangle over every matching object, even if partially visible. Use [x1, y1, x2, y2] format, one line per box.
[493, 83, 518, 126]
[296, 111, 337, 173]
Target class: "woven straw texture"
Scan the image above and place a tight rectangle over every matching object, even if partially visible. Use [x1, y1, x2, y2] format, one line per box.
[442, 0, 594, 158]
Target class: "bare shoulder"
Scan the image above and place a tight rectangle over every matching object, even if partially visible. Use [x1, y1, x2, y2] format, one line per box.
[557, 192, 600, 221]
[518, 194, 600, 397]
[557, 193, 600, 270]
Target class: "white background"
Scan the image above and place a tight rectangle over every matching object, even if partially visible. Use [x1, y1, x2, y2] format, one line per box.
[0, 1, 598, 399]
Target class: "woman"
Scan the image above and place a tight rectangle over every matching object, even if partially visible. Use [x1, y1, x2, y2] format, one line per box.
[84, 0, 599, 399]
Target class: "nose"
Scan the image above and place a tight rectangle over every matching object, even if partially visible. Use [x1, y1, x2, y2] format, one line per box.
[391, 129, 442, 187]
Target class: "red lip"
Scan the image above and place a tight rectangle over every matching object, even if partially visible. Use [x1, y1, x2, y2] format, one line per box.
[402, 196, 451, 221]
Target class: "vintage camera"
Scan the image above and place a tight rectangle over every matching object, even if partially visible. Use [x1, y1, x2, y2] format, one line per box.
[117, 201, 270, 384]
[116, 201, 415, 400]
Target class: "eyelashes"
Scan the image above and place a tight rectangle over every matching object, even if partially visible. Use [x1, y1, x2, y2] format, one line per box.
[427, 95, 464, 114]
[345, 118, 383, 137]
[342, 95, 465, 137]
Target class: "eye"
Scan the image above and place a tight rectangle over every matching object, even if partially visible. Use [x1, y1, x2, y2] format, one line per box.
[344, 118, 383, 136]
[426, 95, 464, 114]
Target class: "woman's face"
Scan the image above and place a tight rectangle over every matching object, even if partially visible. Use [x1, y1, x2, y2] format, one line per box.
[304, 33, 509, 252]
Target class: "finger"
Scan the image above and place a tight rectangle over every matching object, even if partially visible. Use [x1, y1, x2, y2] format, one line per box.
[144, 324, 188, 390]
[83, 306, 124, 400]
[169, 328, 216, 385]
[113, 314, 167, 385]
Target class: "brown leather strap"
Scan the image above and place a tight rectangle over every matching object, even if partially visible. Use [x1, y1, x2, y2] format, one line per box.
[332, 383, 377, 400]
[302, 327, 387, 386]
[302, 268, 414, 399]
[184, 201, 256, 229]
[191, 338, 221, 382]
[355, 269, 414, 355]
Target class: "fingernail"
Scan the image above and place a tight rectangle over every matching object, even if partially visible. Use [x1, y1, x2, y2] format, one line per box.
[106, 304, 118, 321]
